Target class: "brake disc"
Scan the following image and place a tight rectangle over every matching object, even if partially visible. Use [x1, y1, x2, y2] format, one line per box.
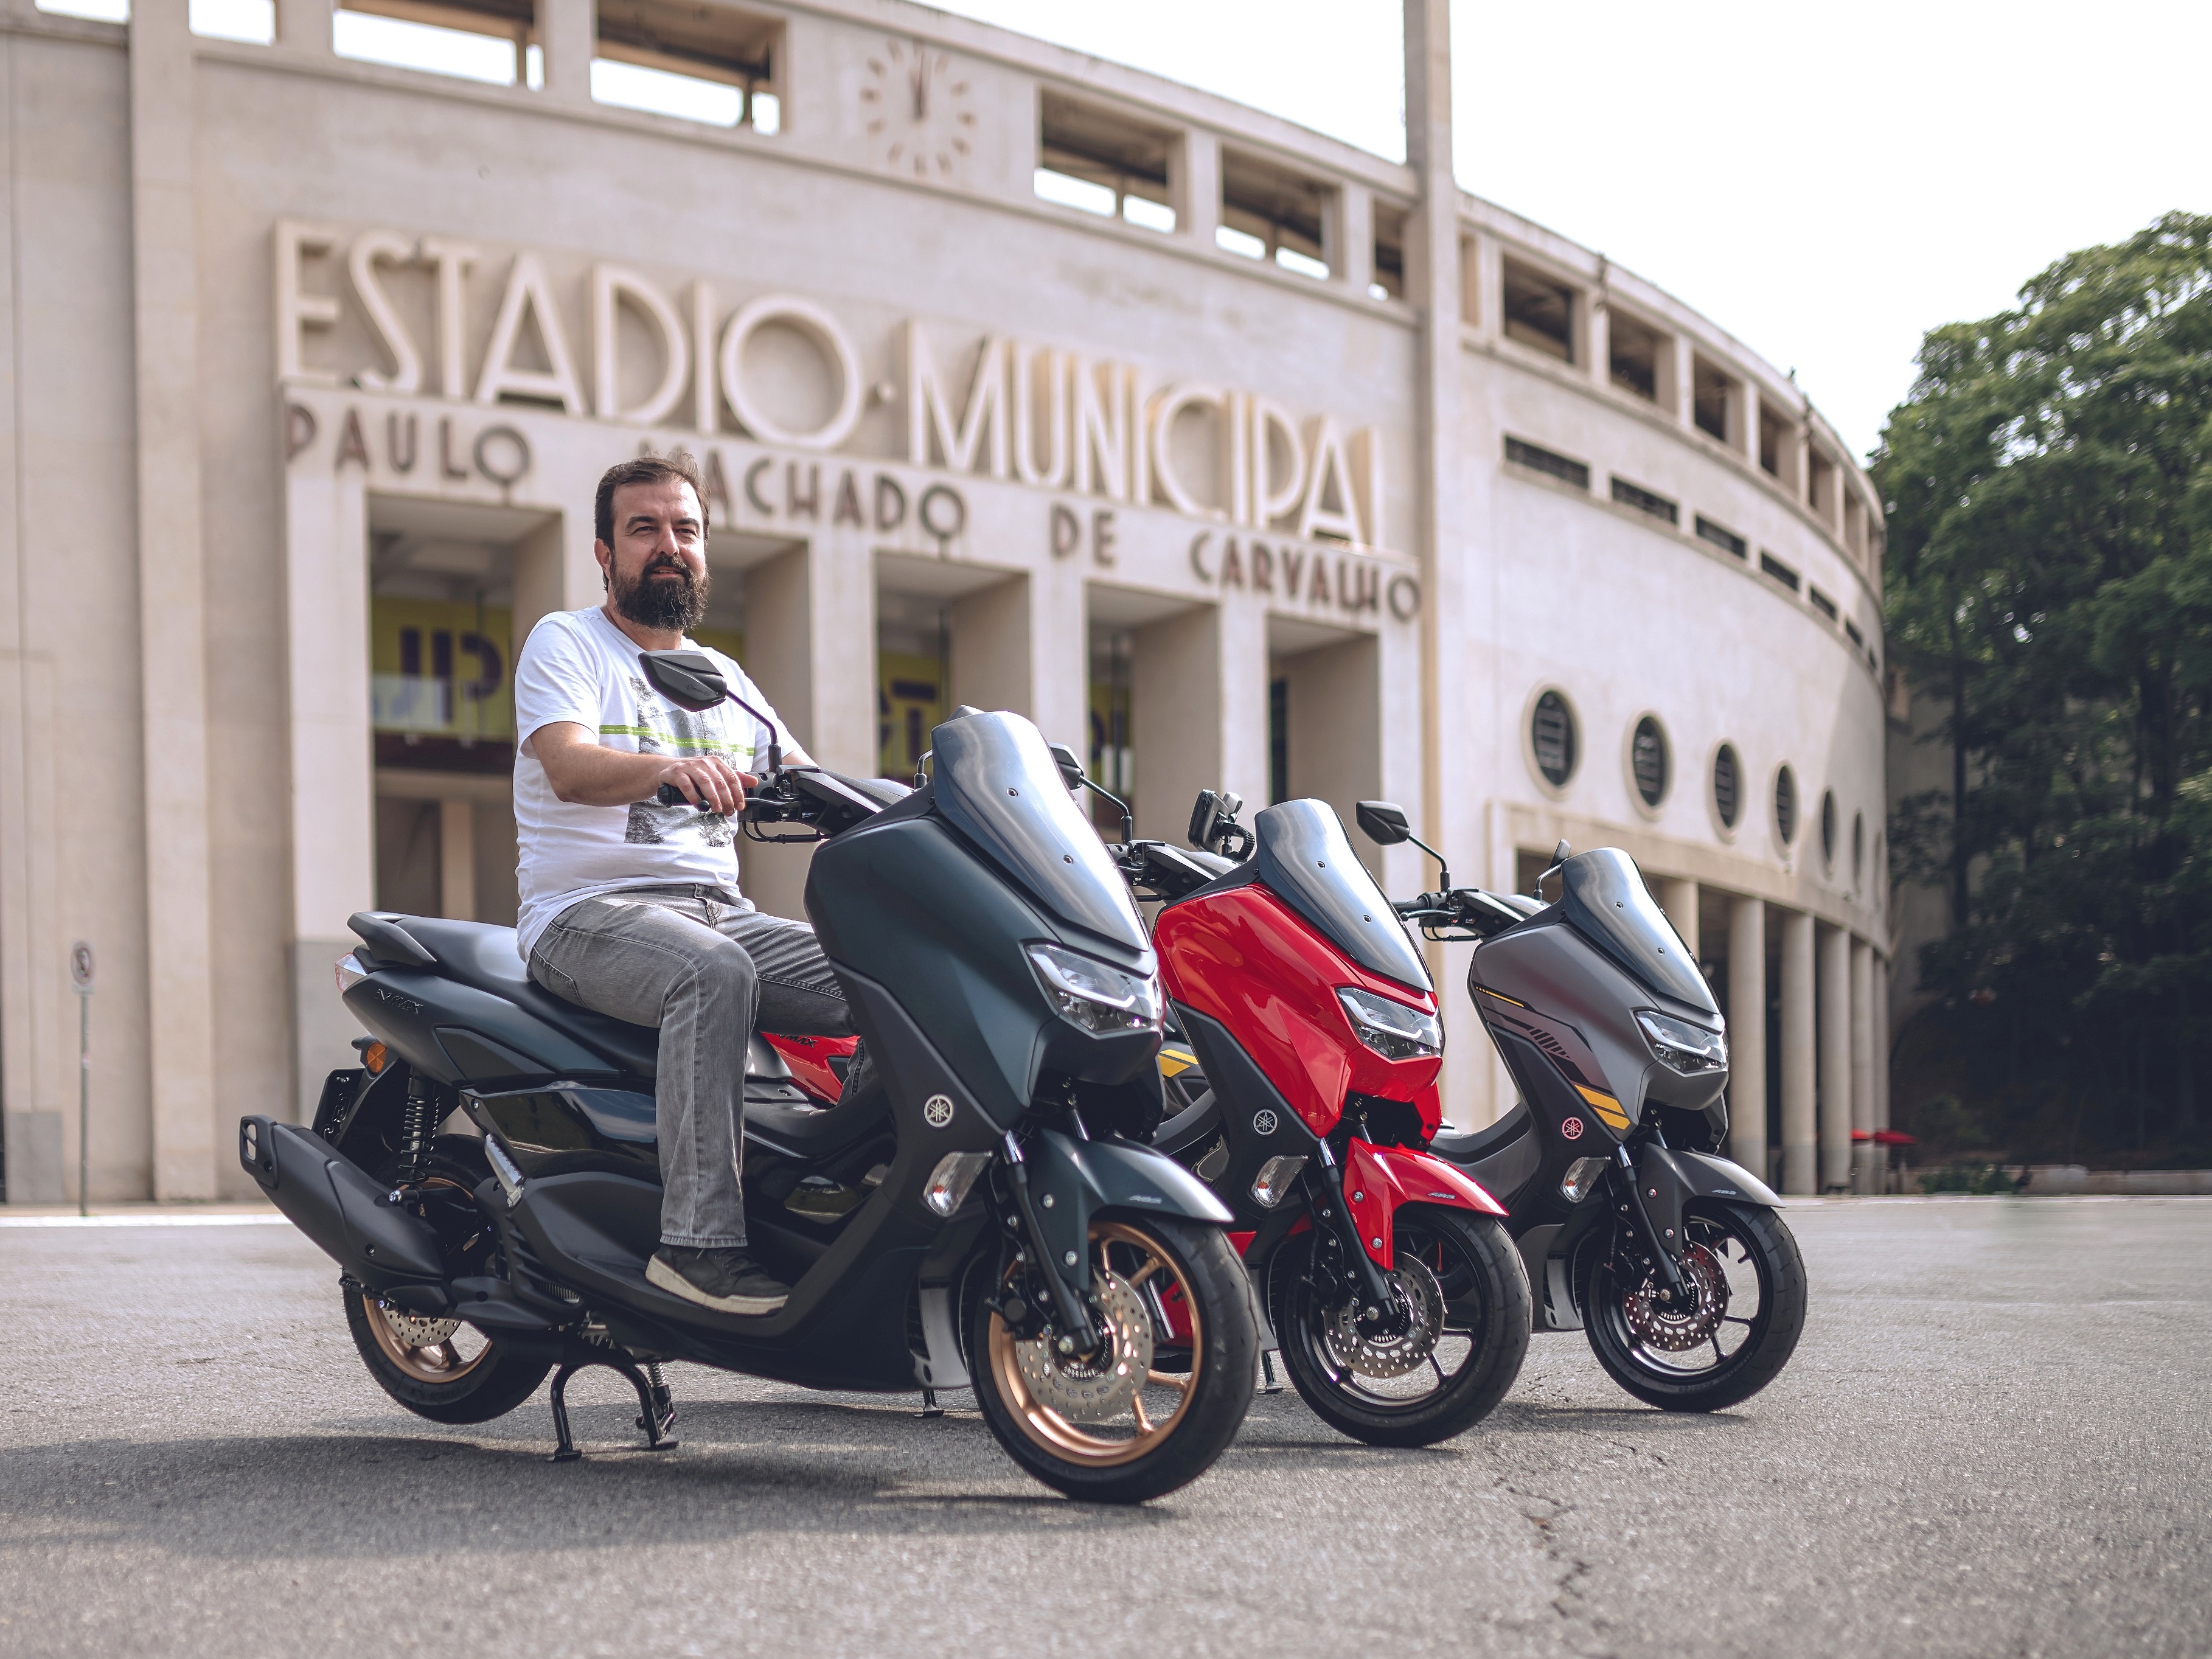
[1015, 1270, 1154, 1424]
[1326, 1254, 1444, 1378]
[1622, 1240, 1728, 1351]
[377, 1301, 462, 1350]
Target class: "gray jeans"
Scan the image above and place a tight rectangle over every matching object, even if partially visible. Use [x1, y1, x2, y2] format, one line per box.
[528, 884, 851, 1249]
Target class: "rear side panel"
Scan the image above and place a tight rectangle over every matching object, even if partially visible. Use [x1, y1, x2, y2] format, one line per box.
[1155, 885, 1441, 1139]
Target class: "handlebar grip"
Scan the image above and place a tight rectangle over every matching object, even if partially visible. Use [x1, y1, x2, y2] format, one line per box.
[655, 782, 717, 812]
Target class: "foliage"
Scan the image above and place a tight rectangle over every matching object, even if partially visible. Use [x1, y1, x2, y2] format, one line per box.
[1916, 1163, 2020, 1196]
[1876, 212, 2212, 1162]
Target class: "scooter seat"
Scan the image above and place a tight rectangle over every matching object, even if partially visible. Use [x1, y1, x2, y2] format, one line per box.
[374, 916, 663, 1078]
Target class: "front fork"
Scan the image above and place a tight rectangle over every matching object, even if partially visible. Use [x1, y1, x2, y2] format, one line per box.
[1307, 1142, 1408, 1333]
[1609, 1141, 1687, 1298]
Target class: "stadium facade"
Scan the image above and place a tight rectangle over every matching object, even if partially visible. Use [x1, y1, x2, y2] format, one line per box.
[0, 0, 1891, 1203]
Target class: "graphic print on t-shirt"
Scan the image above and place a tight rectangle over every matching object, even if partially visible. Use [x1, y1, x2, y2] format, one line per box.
[617, 675, 742, 848]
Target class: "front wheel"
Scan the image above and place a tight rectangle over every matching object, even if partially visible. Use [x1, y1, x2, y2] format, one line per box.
[1268, 1205, 1532, 1447]
[1577, 1200, 1806, 1411]
[968, 1215, 1257, 1504]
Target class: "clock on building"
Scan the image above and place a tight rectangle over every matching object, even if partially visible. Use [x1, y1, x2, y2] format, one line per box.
[860, 37, 975, 179]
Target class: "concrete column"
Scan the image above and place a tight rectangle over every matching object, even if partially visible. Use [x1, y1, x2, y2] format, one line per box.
[948, 575, 1033, 718]
[1779, 908, 1815, 1194]
[438, 800, 476, 922]
[1727, 897, 1767, 1178]
[274, 0, 334, 56]
[1337, 186, 1374, 296]
[1818, 923, 1852, 1191]
[1736, 377, 1759, 464]
[1279, 635, 1382, 874]
[1175, 130, 1221, 250]
[1587, 298, 1610, 391]
[1850, 936, 1875, 1190]
[1658, 877, 1699, 960]
[1672, 335, 1696, 430]
[1874, 951, 1892, 1189]
[131, 4, 219, 1192]
[538, 0, 596, 107]
[1131, 604, 1220, 843]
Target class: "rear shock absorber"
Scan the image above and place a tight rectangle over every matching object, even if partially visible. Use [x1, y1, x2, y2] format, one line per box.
[400, 1074, 438, 1189]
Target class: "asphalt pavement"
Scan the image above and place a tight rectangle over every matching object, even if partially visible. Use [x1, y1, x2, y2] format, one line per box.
[1, 1197, 2204, 1659]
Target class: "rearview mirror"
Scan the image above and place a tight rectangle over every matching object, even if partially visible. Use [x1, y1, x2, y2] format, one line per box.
[639, 650, 728, 712]
[1355, 801, 1411, 847]
[1048, 742, 1086, 791]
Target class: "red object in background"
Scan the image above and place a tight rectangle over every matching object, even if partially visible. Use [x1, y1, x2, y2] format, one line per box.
[762, 1032, 857, 1104]
[1153, 884, 1443, 1140]
[1852, 1129, 1918, 1146]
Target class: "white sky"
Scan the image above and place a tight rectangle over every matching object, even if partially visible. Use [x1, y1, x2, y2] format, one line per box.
[941, 0, 2212, 463]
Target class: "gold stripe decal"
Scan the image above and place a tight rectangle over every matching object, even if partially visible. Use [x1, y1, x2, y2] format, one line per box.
[1158, 1046, 1198, 1077]
[1576, 1085, 1632, 1132]
[1476, 986, 1526, 1008]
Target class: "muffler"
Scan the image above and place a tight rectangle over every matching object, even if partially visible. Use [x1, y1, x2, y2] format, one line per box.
[238, 1116, 448, 1304]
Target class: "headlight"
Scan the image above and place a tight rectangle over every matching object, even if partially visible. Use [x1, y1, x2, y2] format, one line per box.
[1636, 1009, 1728, 1076]
[1026, 942, 1162, 1034]
[1337, 987, 1443, 1061]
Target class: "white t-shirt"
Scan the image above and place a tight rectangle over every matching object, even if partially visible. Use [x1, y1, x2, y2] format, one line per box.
[512, 607, 793, 958]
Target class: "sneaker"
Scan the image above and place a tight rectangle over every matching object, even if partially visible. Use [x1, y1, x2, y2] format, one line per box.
[647, 1246, 790, 1315]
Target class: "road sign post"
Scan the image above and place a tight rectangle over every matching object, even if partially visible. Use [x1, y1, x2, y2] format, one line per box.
[70, 942, 94, 1217]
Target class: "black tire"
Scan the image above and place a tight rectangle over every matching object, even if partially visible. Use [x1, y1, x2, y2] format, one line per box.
[344, 1138, 552, 1425]
[1268, 1205, 1531, 1447]
[967, 1214, 1256, 1504]
[1578, 1200, 1806, 1412]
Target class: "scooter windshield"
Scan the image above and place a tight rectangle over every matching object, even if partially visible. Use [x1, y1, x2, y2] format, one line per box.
[1558, 848, 1718, 1016]
[933, 711, 1150, 955]
[1254, 799, 1432, 992]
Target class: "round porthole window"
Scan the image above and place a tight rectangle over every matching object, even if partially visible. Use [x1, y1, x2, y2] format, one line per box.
[1630, 716, 1669, 809]
[1713, 743, 1741, 829]
[1775, 765, 1798, 844]
[1821, 790, 1838, 868]
[1531, 690, 1576, 787]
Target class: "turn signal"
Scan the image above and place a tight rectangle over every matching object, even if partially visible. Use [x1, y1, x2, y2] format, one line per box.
[360, 1041, 388, 1076]
[1560, 1155, 1609, 1204]
[1250, 1155, 1309, 1209]
[924, 1152, 992, 1218]
[334, 952, 369, 995]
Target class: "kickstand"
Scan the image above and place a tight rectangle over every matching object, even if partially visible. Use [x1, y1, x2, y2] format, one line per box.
[917, 1386, 944, 1419]
[1259, 1348, 1284, 1394]
[547, 1352, 681, 1463]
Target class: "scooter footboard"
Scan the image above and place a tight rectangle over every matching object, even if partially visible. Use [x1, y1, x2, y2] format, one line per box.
[1343, 1140, 1508, 1267]
[238, 1116, 448, 1296]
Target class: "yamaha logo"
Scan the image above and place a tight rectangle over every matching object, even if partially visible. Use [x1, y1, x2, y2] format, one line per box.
[1252, 1109, 1278, 1136]
[923, 1094, 955, 1129]
[1561, 1115, 1585, 1141]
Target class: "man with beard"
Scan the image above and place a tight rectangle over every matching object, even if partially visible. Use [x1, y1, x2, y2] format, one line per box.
[512, 453, 855, 1315]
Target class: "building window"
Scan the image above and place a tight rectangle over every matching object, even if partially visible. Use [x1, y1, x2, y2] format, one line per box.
[1845, 617, 1865, 649]
[1759, 551, 1801, 592]
[1502, 260, 1575, 363]
[1612, 477, 1678, 524]
[1036, 90, 1177, 232]
[1820, 789, 1838, 867]
[1608, 310, 1662, 401]
[1630, 715, 1669, 808]
[1371, 201, 1408, 302]
[1852, 810, 1865, 886]
[1219, 148, 1332, 278]
[1532, 690, 1577, 787]
[193, 0, 275, 43]
[1692, 355, 1734, 442]
[1758, 404, 1790, 479]
[1775, 765, 1798, 844]
[1808, 586, 1838, 621]
[1712, 743, 1741, 829]
[594, 0, 782, 130]
[1505, 437, 1588, 490]
[335, 1, 544, 88]
[1268, 675, 1289, 804]
[1808, 448, 1838, 518]
[1694, 515, 1747, 560]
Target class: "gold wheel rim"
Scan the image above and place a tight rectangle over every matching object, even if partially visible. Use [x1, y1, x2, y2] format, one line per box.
[987, 1220, 1201, 1468]
[360, 1174, 490, 1386]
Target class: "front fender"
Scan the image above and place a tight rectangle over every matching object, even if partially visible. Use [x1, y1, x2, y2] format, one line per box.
[1343, 1141, 1508, 1268]
[1028, 1129, 1234, 1274]
[1636, 1146, 1784, 1253]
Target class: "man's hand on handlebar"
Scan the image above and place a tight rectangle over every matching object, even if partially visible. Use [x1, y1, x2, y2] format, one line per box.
[653, 754, 756, 815]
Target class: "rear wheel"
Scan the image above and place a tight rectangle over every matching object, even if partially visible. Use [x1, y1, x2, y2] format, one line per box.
[344, 1138, 552, 1425]
[1577, 1200, 1805, 1411]
[1269, 1205, 1531, 1447]
[968, 1216, 1256, 1504]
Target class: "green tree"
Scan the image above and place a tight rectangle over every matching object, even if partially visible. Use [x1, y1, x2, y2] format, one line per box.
[1877, 212, 2212, 1158]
